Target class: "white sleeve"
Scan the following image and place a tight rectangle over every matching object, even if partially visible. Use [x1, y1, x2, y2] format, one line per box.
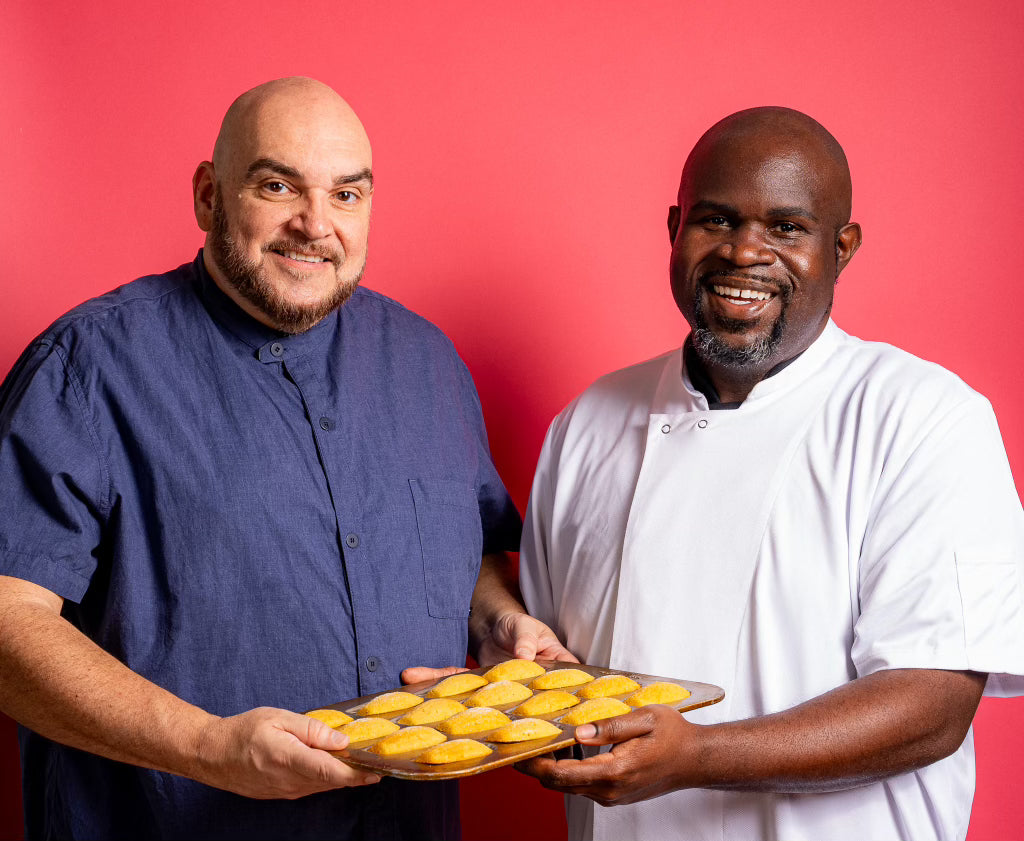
[852, 394, 1024, 696]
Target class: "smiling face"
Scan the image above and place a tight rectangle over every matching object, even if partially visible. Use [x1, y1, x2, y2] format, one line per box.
[193, 78, 374, 333]
[668, 109, 861, 399]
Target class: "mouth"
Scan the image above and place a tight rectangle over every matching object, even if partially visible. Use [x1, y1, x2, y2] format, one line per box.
[267, 245, 338, 268]
[710, 283, 775, 305]
[701, 278, 779, 322]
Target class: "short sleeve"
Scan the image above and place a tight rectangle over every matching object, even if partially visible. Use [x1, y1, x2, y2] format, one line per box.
[0, 340, 108, 601]
[852, 395, 1024, 696]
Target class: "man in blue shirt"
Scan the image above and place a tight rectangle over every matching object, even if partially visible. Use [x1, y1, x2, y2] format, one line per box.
[0, 77, 566, 839]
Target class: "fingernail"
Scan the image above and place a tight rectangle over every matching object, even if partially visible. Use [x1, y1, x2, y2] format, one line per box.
[329, 730, 347, 747]
[364, 774, 380, 785]
[576, 724, 597, 740]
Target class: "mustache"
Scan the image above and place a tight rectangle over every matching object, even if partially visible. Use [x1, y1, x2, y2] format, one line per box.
[263, 240, 343, 266]
[699, 269, 784, 288]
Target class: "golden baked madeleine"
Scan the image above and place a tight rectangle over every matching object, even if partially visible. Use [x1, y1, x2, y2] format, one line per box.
[482, 659, 546, 682]
[577, 674, 641, 699]
[426, 673, 488, 698]
[416, 739, 493, 765]
[397, 698, 466, 726]
[358, 691, 423, 716]
[530, 668, 594, 690]
[338, 717, 401, 742]
[465, 680, 533, 708]
[515, 690, 579, 717]
[560, 698, 631, 726]
[438, 707, 511, 736]
[369, 726, 447, 756]
[488, 718, 562, 743]
[625, 681, 691, 707]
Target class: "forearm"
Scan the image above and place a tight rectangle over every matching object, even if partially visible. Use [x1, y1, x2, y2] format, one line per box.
[0, 577, 214, 778]
[468, 552, 526, 658]
[689, 669, 985, 793]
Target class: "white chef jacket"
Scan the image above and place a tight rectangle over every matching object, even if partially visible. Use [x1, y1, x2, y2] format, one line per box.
[520, 321, 1024, 841]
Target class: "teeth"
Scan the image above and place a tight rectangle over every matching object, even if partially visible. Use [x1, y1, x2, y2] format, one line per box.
[713, 285, 772, 301]
[282, 251, 326, 263]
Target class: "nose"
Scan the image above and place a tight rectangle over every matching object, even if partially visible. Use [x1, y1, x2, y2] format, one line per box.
[716, 224, 773, 266]
[288, 191, 331, 240]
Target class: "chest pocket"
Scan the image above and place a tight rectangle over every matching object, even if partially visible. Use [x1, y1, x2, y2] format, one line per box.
[410, 478, 484, 619]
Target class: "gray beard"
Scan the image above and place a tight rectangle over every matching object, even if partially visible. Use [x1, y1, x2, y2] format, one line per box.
[208, 190, 363, 334]
[691, 291, 787, 368]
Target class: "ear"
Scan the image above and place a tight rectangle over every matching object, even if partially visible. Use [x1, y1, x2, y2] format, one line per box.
[835, 222, 862, 277]
[192, 162, 216, 232]
[667, 205, 681, 244]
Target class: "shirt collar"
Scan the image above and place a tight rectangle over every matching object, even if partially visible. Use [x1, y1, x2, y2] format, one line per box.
[194, 250, 336, 363]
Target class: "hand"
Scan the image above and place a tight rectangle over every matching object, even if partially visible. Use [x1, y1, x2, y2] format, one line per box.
[477, 611, 579, 667]
[517, 704, 698, 806]
[400, 664, 470, 686]
[192, 707, 380, 799]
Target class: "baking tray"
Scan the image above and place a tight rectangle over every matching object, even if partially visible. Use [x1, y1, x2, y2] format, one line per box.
[311, 660, 724, 780]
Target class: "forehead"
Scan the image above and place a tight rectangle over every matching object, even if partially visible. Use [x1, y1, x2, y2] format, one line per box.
[227, 98, 371, 184]
[681, 137, 835, 219]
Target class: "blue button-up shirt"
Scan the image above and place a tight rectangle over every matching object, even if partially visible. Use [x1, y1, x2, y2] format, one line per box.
[0, 253, 521, 840]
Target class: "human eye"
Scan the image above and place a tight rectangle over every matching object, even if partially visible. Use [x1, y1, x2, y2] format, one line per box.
[773, 220, 804, 236]
[259, 180, 293, 197]
[334, 189, 360, 204]
[701, 214, 730, 229]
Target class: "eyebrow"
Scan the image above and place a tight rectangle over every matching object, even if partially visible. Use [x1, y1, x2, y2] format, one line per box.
[244, 158, 374, 188]
[688, 200, 818, 223]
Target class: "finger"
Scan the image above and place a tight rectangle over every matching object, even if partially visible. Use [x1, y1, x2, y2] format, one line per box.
[287, 742, 381, 790]
[400, 665, 468, 685]
[518, 751, 620, 788]
[278, 711, 349, 752]
[535, 638, 580, 663]
[574, 709, 657, 746]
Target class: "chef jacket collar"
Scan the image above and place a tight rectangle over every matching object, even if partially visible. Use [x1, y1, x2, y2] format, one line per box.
[668, 320, 844, 414]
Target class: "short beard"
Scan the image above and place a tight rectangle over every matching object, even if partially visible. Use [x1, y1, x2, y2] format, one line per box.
[208, 187, 363, 334]
[691, 286, 789, 368]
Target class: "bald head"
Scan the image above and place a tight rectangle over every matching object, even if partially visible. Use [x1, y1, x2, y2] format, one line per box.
[211, 77, 371, 182]
[679, 107, 852, 228]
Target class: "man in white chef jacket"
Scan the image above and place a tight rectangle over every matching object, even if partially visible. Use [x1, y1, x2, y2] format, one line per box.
[513, 107, 1024, 841]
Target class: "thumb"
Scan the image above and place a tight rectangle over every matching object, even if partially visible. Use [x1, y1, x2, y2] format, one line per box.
[501, 615, 539, 660]
[294, 715, 349, 751]
[573, 710, 654, 746]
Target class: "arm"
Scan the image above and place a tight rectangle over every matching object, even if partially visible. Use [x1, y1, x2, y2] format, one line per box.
[519, 667, 985, 805]
[0, 575, 379, 799]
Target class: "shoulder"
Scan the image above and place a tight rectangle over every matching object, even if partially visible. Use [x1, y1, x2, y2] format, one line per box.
[345, 286, 460, 354]
[559, 350, 675, 424]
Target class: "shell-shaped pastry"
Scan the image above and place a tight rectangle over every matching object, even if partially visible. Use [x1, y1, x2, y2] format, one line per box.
[338, 717, 401, 742]
[625, 681, 691, 707]
[438, 707, 512, 736]
[530, 668, 595, 690]
[416, 739, 494, 765]
[426, 673, 489, 698]
[465, 680, 533, 708]
[304, 708, 354, 728]
[577, 675, 641, 699]
[514, 690, 579, 717]
[369, 726, 447, 756]
[358, 691, 424, 716]
[559, 698, 631, 726]
[487, 717, 563, 743]
[397, 698, 467, 726]
[481, 659, 546, 682]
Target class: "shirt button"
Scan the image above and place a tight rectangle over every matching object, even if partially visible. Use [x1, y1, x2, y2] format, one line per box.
[319, 416, 334, 431]
[697, 419, 708, 429]
[270, 342, 284, 357]
[365, 656, 379, 672]
[661, 423, 671, 434]
[345, 533, 360, 549]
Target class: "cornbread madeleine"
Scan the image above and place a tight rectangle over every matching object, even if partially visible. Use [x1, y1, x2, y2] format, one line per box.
[338, 717, 401, 742]
[560, 697, 631, 726]
[530, 668, 595, 690]
[577, 674, 641, 699]
[515, 690, 579, 717]
[481, 658, 546, 682]
[370, 726, 447, 756]
[438, 707, 512, 736]
[465, 680, 533, 708]
[416, 739, 493, 765]
[426, 673, 488, 698]
[397, 698, 466, 726]
[358, 691, 423, 716]
[304, 708, 353, 728]
[625, 681, 691, 707]
[488, 718, 563, 743]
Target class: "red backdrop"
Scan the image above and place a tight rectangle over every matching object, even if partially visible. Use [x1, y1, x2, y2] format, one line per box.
[2, 2, 1023, 839]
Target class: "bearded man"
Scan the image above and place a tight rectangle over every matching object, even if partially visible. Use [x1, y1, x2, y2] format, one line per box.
[513, 107, 1024, 841]
[0, 77, 568, 840]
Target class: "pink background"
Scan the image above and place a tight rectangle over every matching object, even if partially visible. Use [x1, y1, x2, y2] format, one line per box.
[2, 2, 1022, 838]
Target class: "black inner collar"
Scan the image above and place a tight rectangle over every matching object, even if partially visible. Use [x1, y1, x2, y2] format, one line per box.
[683, 337, 803, 410]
